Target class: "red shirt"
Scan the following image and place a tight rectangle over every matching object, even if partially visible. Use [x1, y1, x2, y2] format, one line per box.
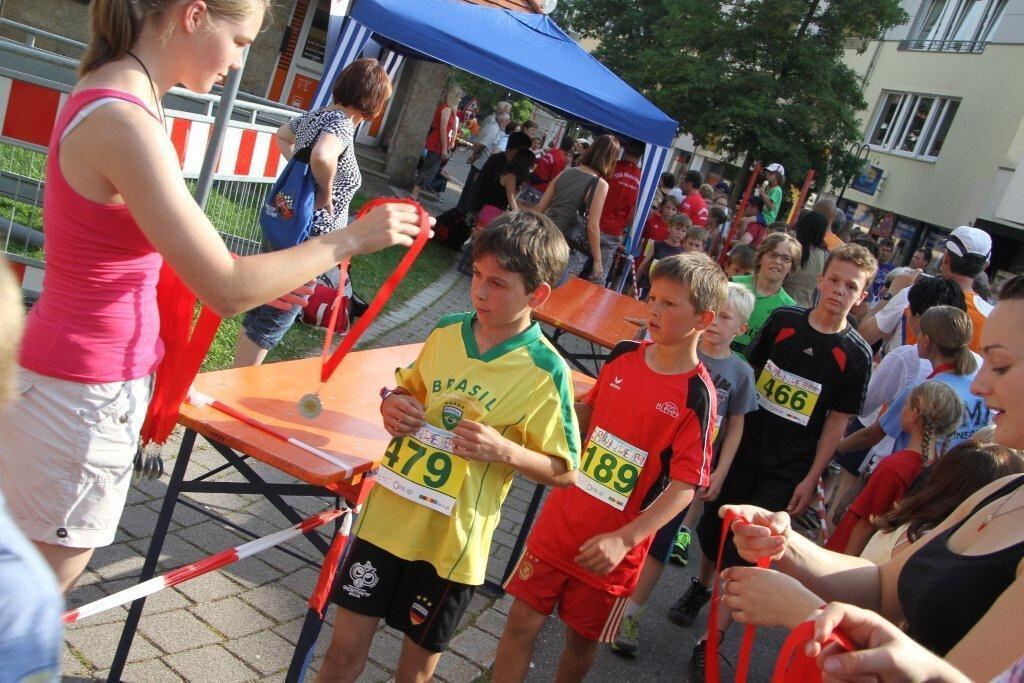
[644, 213, 669, 242]
[680, 191, 709, 227]
[425, 103, 455, 154]
[599, 160, 642, 237]
[531, 148, 567, 191]
[826, 449, 924, 553]
[527, 341, 714, 595]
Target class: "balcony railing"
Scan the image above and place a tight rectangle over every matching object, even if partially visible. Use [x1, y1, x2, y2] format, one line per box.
[897, 38, 987, 53]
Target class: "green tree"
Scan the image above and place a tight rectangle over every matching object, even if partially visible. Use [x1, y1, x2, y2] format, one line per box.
[558, 0, 907, 191]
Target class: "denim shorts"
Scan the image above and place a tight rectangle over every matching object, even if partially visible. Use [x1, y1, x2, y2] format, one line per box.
[242, 303, 300, 351]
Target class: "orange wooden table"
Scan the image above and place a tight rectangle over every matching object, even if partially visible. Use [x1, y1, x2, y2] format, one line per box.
[532, 277, 646, 376]
[113, 345, 422, 682]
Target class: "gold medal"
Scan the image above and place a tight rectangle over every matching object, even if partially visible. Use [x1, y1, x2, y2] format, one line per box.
[298, 393, 323, 419]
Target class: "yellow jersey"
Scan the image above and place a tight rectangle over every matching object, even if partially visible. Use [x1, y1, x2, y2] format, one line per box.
[354, 312, 580, 585]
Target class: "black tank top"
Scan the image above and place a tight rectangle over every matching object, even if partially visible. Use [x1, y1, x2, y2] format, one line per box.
[898, 475, 1024, 655]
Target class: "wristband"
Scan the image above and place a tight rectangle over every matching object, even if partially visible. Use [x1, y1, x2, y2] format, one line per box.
[380, 386, 411, 401]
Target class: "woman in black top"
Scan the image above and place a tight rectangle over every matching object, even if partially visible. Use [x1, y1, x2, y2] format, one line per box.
[715, 273, 1024, 681]
[470, 133, 534, 228]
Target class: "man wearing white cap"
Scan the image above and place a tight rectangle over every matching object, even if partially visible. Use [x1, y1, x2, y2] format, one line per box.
[859, 225, 993, 353]
[760, 163, 785, 224]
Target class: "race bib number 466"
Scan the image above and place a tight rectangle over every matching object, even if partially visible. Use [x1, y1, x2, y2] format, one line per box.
[376, 424, 467, 516]
[575, 427, 648, 511]
[755, 360, 821, 426]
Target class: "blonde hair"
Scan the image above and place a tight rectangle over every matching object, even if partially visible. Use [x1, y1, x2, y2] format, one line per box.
[650, 252, 728, 314]
[919, 305, 977, 376]
[81, 0, 270, 76]
[699, 184, 715, 201]
[724, 282, 756, 324]
[907, 381, 964, 463]
[0, 259, 25, 407]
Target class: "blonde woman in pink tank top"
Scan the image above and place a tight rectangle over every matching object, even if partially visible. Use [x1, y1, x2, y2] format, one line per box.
[0, 0, 426, 593]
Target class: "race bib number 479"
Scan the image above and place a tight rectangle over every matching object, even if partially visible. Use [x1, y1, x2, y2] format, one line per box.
[755, 360, 821, 426]
[376, 424, 467, 516]
[575, 427, 648, 511]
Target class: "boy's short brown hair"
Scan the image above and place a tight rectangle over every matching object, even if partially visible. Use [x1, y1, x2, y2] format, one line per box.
[823, 242, 878, 288]
[332, 58, 393, 118]
[661, 195, 680, 210]
[650, 252, 728, 314]
[668, 214, 692, 230]
[685, 227, 708, 244]
[0, 259, 25, 406]
[728, 244, 757, 270]
[472, 211, 570, 293]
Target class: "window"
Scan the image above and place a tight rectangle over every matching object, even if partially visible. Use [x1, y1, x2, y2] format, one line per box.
[902, 0, 1007, 52]
[866, 92, 960, 160]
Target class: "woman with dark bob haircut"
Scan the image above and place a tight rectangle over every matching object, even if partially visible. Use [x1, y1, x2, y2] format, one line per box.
[234, 58, 394, 366]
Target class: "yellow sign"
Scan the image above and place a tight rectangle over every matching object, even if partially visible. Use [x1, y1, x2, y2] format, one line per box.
[377, 424, 467, 516]
[575, 427, 648, 511]
[755, 360, 821, 426]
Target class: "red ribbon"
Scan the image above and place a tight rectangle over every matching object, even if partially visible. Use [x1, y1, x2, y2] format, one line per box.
[140, 262, 223, 446]
[705, 510, 853, 683]
[319, 198, 431, 384]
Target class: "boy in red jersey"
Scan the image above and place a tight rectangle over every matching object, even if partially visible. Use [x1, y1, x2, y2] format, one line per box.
[492, 253, 725, 682]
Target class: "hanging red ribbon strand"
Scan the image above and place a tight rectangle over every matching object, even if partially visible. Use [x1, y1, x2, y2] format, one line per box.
[319, 198, 431, 384]
[705, 511, 854, 683]
[140, 262, 223, 446]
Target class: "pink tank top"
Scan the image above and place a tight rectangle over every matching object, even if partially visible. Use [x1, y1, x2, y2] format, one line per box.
[20, 89, 164, 382]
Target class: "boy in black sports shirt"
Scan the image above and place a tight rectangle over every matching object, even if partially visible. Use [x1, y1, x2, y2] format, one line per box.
[681, 243, 876, 677]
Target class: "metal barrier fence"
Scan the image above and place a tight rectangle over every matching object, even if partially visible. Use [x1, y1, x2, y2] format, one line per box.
[0, 136, 275, 262]
[0, 18, 302, 267]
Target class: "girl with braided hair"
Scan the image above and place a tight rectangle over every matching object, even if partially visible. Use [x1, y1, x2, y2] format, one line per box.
[826, 380, 963, 555]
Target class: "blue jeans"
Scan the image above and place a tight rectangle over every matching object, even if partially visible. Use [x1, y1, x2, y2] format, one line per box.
[0, 493, 62, 681]
[242, 303, 301, 351]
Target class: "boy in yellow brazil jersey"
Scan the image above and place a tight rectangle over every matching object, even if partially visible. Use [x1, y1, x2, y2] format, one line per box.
[317, 211, 579, 683]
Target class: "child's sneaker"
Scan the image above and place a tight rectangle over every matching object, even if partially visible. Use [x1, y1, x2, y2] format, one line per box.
[667, 577, 711, 627]
[610, 613, 641, 656]
[670, 526, 691, 566]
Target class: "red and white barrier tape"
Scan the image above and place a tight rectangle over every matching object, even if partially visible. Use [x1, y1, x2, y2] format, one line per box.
[815, 478, 829, 544]
[63, 507, 352, 624]
[186, 389, 355, 479]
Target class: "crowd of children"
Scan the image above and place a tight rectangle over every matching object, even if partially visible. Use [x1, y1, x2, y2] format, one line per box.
[0, 2, 1014, 674]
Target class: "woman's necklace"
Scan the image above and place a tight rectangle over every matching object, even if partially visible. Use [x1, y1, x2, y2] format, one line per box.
[125, 51, 165, 124]
[977, 486, 1024, 531]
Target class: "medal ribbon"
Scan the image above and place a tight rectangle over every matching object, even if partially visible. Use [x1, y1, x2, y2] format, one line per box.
[706, 510, 854, 683]
[318, 198, 431, 386]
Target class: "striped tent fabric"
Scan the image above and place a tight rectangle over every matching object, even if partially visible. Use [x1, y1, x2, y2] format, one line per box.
[624, 143, 671, 256]
[311, 16, 374, 110]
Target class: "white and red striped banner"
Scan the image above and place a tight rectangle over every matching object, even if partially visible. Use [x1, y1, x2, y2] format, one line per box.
[0, 74, 285, 181]
[62, 507, 351, 625]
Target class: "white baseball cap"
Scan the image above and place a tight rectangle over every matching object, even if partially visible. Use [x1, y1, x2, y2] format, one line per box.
[946, 226, 992, 260]
[765, 162, 785, 176]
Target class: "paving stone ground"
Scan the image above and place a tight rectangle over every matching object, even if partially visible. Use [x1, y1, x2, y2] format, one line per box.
[63, 157, 783, 681]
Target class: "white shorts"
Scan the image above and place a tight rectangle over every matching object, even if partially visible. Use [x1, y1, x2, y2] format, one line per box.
[0, 367, 152, 548]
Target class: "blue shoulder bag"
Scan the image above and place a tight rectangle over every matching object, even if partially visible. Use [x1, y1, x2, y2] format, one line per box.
[259, 145, 316, 249]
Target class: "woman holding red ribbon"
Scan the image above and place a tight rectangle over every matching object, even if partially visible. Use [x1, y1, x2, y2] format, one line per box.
[0, 0, 426, 593]
[719, 273, 1024, 681]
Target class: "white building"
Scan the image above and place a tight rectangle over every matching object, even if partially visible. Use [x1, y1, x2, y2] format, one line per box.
[838, 0, 1024, 283]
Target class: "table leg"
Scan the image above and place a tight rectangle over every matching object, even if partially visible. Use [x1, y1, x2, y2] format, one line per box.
[108, 429, 197, 681]
[208, 440, 331, 555]
[285, 503, 358, 682]
[480, 482, 546, 598]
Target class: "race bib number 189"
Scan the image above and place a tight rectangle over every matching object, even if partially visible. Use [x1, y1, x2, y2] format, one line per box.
[575, 427, 648, 511]
[755, 359, 822, 426]
[376, 424, 467, 516]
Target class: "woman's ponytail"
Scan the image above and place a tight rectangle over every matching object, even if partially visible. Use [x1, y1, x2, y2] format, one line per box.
[80, 0, 141, 76]
[919, 305, 977, 376]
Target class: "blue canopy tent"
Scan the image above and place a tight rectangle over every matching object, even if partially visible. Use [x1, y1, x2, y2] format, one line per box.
[313, 0, 678, 262]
